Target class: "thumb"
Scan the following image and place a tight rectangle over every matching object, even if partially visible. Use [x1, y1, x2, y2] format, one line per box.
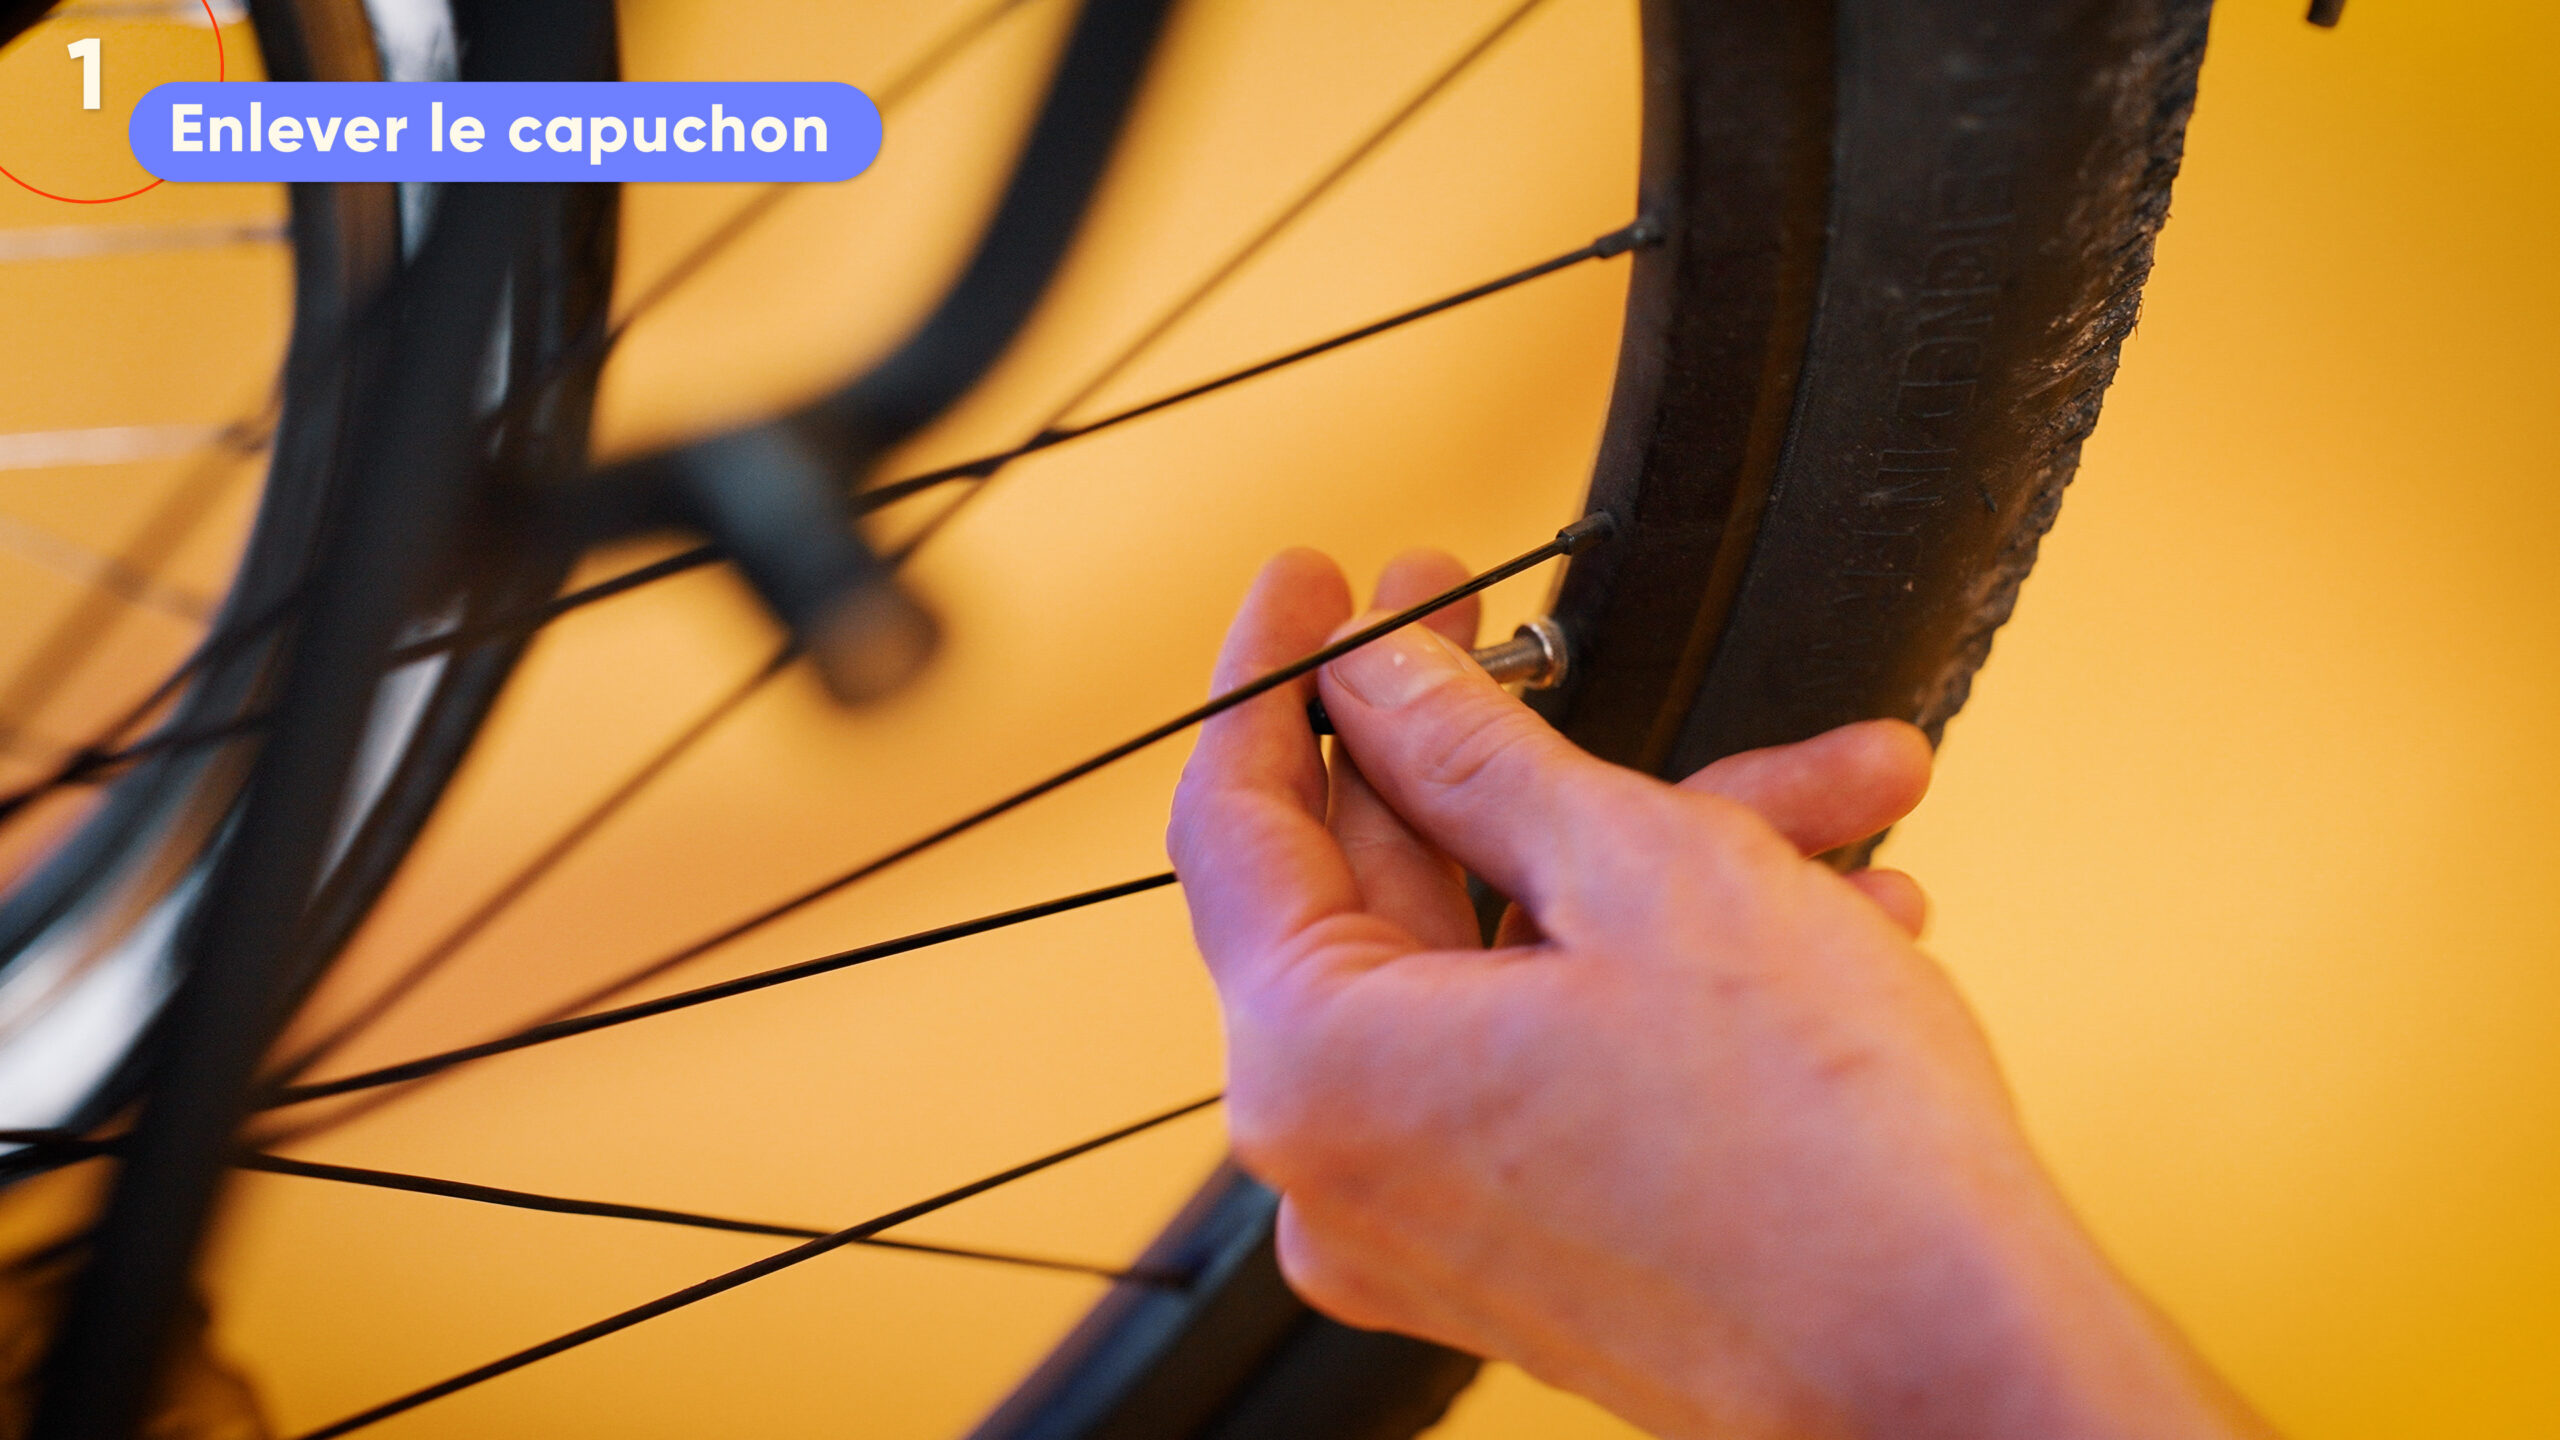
[1318, 620, 1655, 922]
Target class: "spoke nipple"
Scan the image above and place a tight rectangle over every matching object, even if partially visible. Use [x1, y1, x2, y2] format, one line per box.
[1556, 512, 1616, 554]
[1598, 217, 1667, 257]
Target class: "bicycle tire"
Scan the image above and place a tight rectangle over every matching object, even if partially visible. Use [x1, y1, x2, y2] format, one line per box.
[971, 0, 2214, 1434]
[12, 1, 620, 1431]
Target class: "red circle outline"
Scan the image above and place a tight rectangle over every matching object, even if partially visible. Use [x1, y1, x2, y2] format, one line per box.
[0, 0, 225, 204]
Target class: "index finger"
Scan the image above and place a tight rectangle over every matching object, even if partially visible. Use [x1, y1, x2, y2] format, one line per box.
[1167, 550, 1368, 985]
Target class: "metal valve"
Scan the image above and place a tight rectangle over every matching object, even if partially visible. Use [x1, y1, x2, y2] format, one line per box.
[1305, 615, 1570, 736]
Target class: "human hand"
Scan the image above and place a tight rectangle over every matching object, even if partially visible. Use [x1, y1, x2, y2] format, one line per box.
[1166, 548, 2272, 1440]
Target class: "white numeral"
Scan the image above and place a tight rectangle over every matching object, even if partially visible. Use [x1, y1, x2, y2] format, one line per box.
[67, 37, 100, 111]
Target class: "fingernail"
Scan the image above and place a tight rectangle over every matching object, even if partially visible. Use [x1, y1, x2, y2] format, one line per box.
[1328, 624, 1471, 710]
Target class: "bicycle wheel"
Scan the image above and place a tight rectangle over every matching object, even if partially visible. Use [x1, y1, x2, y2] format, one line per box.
[0, 0, 2214, 1435]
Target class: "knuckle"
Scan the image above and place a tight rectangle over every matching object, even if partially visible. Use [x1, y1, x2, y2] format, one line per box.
[1411, 703, 1548, 796]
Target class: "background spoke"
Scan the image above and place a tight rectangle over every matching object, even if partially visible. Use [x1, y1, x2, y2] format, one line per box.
[239, 1151, 1180, 1285]
[293, 1094, 1223, 1440]
[889, 0, 1556, 558]
[0, 410, 273, 762]
[262, 872, 1180, 1111]
[265, 520, 1601, 1122]
[264, 644, 798, 1087]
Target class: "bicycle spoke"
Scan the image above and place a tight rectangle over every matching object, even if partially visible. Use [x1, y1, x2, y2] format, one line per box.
[239, 1151, 1181, 1286]
[264, 645, 798, 1087]
[864, 220, 1656, 512]
[40, 707, 267, 784]
[599, 187, 795, 355]
[1060, 0, 1553, 416]
[264, 519, 1603, 1118]
[0, 513, 214, 621]
[0, 423, 240, 472]
[489, 0, 1052, 439]
[0, 586, 296, 825]
[389, 0, 1589, 660]
[0, 413, 272, 757]
[892, 0, 1556, 559]
[2, 2, 1588, 796]
[293, 1093, 1222, 1440]
[866, 0, 1052, 114]
[386, 544, 720, 666]
[0, 219, 285, 263]
[390, 215, 1647, 672]
[604, 0, 1047, 343]
[0, 0, 992, 796]
[851, 1233, 1180, 1283]
[263, 872, 1179, 1109]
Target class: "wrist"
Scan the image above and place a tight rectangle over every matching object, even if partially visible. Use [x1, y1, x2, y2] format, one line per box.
[1803, 1177, 2265, 1440]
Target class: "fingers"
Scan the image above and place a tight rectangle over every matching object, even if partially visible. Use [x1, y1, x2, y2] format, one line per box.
[1317, 609, 1654, 920]
[1168, 551, 1366, 979]
[1377, 549, 1481, 651]
[1843, 867, 1928, 937]
[1491, 900, 1543, 948]
[1327, 550, 1483, 951]
[1676, 720, 1932, 857]
[1327, 755, 1478, 950]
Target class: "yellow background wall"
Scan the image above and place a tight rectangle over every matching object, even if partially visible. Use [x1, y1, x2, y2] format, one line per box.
[1451, 6, 2560, 1431]
[1873, 3, 2560, 1435]
[0, 1, 2553, 1436]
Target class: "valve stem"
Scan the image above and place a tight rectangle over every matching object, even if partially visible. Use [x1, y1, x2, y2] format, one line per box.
[1306, 616, 1569, 736]
[1467, 614, 1569, 690]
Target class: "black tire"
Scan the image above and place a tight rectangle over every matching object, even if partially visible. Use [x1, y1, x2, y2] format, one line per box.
[973, 0, 2214, 1434]
[16, 2, 621, 1432]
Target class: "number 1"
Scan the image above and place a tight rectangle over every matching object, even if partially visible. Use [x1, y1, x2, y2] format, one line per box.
[67, 37, 100, 110]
